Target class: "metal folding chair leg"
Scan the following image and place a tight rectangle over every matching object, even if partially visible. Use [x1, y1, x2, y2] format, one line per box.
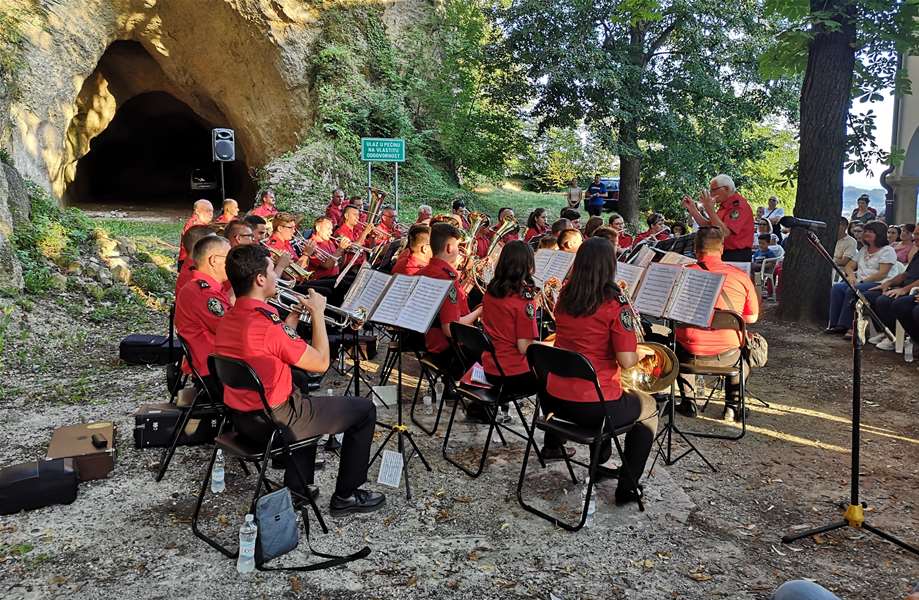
[410, 366, 446, 436]
[441, 398, 499, 478]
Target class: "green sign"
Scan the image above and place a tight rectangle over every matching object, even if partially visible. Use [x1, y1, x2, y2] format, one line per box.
[361, 137, 406, 162]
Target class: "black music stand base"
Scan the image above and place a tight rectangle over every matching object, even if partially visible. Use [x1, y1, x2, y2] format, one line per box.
[342, 326, 388, 408]
[651, 392, 717, 473]
[368, 330, 432, 500]
[782, 232, 917, 556]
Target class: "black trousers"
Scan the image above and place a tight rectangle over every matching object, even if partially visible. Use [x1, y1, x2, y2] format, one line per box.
[539, 391, 658, 490]
[892, 296, 919, 341]
[676, 344, 746, 406]
[232, 394, 376, 498]
[484, 371, 539, 398]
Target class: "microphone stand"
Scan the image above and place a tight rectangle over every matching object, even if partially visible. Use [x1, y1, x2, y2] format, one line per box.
[781, 230, 917, 555]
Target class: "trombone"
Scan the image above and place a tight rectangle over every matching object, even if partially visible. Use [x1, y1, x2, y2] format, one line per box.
[294, 231, 340, 265]
[270, 283, 366, 329]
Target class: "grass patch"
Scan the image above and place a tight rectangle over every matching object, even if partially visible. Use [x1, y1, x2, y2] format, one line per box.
[0, 542, 34, 557]
[93, 219, 182, 243]
[471, 184, 567, 219]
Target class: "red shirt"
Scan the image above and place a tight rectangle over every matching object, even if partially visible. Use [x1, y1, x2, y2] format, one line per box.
[377, 219, 402, 240]
[417, 257, 468, 354]
[676, 255, 759, 355]
[178, 215, 208, 262]
[524, 226, 548, 242]
[214, 297, 308, 411]
[214, 213, 234, 224]
[634, 229, 670, 245]
[265, 234, 298, 259]
[481, 289, 539, 377]
[175, 272, 230, 376]
[547, 296, 637, 402]
[336, 222, 366, 265]
[392, 253, 428, 276]
[716, 192, 754, 251]
[617, 233, 634, 250]
[325, 202, 344, 227]
[175, 260, 196, 297]
[307, 236, 339, 279]
[250, 203, 278, 218]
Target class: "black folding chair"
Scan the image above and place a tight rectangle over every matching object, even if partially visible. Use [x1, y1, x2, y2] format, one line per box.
[678, 310, 751, 441]
[517, 344, 648, 532]
[155, 334, 225, 482]
[442, 323, 544, 477]
[165, 304, 185, 402]
[409, 353, 453, 436]
[191, 355, 370, 571]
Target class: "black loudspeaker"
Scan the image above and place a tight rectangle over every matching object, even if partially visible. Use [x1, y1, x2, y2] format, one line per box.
[212, 128, 235, 162]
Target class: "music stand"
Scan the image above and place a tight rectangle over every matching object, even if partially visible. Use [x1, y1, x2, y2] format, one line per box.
[781, 230, 917, 555]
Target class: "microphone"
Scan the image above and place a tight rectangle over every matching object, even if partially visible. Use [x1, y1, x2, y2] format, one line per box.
[779, 216, 827, 232]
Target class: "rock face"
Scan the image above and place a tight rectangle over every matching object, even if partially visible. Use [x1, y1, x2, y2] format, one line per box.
[1, 0, 430, 204]
[0, 163, 25, 290]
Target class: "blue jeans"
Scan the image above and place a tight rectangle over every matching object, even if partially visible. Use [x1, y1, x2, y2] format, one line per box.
[772, 580, 841, 600]
[828, 281, 878, 328]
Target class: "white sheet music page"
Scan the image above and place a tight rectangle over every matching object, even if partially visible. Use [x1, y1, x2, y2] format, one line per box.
[664, 268, 725, 328]
[533, 250, 575, 286]
[369, 274, 417, 326]
[614, 262, 644, 296]
[340, 264, 372, 312]
[354, 270, 392, 314]
[658, 251, 696, 266]
[395, 276, 452, 332]
[632, 263, 681, 317]
[629, 245, 656, 268]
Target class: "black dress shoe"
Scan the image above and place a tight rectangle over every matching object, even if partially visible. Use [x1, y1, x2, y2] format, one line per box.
[614, 484, 644, 506]
[292, 485, 321, 507]
[823, 326, 847, 334]
[675, 399, 699, 418]
[329, 489, 386, 517]
[324, 435, 342, 451]
[595, 464, 620, 482]
[540, 445, 576, 461]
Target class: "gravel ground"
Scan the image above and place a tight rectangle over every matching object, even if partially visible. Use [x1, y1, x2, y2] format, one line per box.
[0, 295, 917, 600]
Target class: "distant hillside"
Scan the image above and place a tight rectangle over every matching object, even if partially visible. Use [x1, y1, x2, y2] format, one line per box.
[842, 186, 886, 215]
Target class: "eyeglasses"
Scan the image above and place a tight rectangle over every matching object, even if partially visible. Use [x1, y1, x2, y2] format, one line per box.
[278, 224, 295, 230]
[709, 185, 727, 193]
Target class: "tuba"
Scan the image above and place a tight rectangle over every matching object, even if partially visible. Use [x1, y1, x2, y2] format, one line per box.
[616, 280, 679, 393]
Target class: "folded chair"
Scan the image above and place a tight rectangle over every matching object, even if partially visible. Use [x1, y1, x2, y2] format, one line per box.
[155, 334, 225, 482]
[517, 344, 647, 532]
[441, 323, 545, 478]
[191, 355, 369, 571]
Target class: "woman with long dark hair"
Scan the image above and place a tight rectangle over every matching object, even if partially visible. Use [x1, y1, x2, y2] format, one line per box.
[480, 242, 544, 425]
[544, 237, 658, 505]
[524, 208, 549, 242]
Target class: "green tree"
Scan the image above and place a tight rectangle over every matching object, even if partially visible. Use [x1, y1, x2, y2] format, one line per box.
[497, 0, 795, 225]
[762, 0, 919, 323]
[741, 124, 798, 209]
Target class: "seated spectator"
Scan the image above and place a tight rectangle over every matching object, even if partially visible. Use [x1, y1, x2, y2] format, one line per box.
[892, 224, 915, 263]
[850, 193, 877, 224]
[753, 234, 778, 265]
[826, 221, 897, 335]
[866, 233, 919, 350]
[834, 216, 857, 266]
[849, 222, 864, 250]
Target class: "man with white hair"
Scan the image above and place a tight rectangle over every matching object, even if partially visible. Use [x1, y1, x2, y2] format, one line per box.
[682, 174, 755, 262]
[416, 204, 433, 225]
[179, 199, 214, 265]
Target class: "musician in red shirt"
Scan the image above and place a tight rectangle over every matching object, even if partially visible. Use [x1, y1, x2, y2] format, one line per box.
[175, 225, 215, 297]
[336, 206, 373, 266]
[558, 229, 583, 254]
[175, 236, 231, 398]
[215, 244, 385, 515]
[249, 190, 278, 219]
[683, 174, 755, 262]
[266, 213, 313, 274]
[306, 216, 348, 280]
[325, 188, 346, 227]
[416, 204, 433, 225]
[544, 238, 658, 505]
[214, 198, 239, 226]
[178, 200, 214, 265]
[452, 200, 470, 229]
[633, 213, 671, 246]
[674, 227, 759, 420]
[375, 206, 403, 240]
[480, 241, 542, 426]
[607, 213, 633, 255]
[391, 225, 431, 276]
[524, 208, 549, 242]
[417, 223, 483, 379]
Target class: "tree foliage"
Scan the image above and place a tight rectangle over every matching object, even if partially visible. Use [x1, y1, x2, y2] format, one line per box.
[497, 0, 798, 223]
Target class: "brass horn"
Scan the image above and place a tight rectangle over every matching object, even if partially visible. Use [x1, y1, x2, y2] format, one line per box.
[616, 280, 679, 394]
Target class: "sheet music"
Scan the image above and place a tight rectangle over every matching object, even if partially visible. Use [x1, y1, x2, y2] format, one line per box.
[369, 275, 417, 326]
[664, 268, 725, 328]
[632, 263, 681, 317]
[658, 251, 696, 266]
[341, 267, 392, 315]
[395, 276, 452, 332]
[614, 263, 644, 296]
[533, 249, 575, 286]
[628, 245, 655, 268]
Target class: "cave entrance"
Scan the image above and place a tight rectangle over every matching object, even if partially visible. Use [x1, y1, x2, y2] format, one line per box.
[65, 90, 252, 210]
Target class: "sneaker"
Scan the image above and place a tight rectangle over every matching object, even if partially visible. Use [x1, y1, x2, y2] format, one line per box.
[868, 333, 886, 345]
[329, 489, 386, 517]
[875, 339, 896, 351]
[723, 405, 749, 422]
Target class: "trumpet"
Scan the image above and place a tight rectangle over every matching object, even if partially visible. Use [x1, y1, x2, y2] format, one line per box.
[261, 241, 312, 280]
[616, 280, 679, 393]
[332, 236, 373, 255]
[269, 285, 367, 329]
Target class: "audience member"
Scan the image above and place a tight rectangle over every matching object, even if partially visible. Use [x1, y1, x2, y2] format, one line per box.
[892, 224, 915, 263]
[834, 217, 857, 266]
[850, 193, 877, 224]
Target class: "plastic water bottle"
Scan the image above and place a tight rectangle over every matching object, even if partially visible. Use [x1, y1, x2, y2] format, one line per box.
[326, 388, 334, 397]
[434, 381, 445, 402]
[422, 395, 434, 416]
[581, 478, 597, 527]
[237, 514, 257, 575]
[211, 450, 225, 493]
[905, 339, 914, 363]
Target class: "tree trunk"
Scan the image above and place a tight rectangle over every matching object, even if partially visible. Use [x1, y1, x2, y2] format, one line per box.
[618, 131, 641, 225]
[776, 2, 856, 324]
[616, 26, 645, 228]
